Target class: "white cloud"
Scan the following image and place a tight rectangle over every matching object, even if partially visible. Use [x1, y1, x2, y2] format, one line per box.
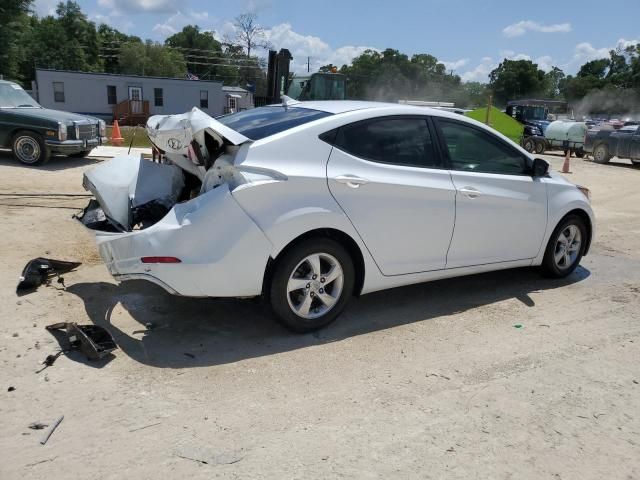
[461, 57, 496, 83]
[151, 10, 212, 38]
[98, 0, 176, 14]
[441, 58, 469, 71]
[565, 38, 640, 70]
[503, 20, 572, 38]
[264, 23, 378, 73]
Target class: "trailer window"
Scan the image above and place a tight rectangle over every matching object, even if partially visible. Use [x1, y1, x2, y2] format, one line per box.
[216, 106, 332, 140]
[53, 82, 65, 103]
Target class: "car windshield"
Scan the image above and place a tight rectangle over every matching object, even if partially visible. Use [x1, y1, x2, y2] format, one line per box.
[0, 83, 41, 108]
[216, 106, 332, 140]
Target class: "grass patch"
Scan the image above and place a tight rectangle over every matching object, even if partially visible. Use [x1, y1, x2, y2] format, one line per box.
[105, 125, 152, 148]
[465, 106, 524, 144]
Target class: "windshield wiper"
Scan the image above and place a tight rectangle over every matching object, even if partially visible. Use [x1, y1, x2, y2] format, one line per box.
[17, 104, 38, 108]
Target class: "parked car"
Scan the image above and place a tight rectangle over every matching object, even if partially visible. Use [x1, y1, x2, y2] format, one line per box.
[78, 101, 594, 332]
[584, 124, 640, 165]
[0, 79, 105, 165]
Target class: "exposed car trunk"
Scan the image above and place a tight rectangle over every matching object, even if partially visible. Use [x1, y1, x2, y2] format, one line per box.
[79, 155, 185, 232]
[77, 108, 258, 233]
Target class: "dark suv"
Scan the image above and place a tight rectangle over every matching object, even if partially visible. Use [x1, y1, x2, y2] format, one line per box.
[0, 80, 106, 165]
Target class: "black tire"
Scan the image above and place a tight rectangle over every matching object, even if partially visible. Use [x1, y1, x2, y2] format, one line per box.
[522, 137, 535, 153]
[575, 149, 585, 158]
[592, 143, 610, 164]
[269, 237, 355, 333]
[540, 214, 587, 278]
[11, 131, 50, 166]
[534, 140, 545, 155]
[68, 150, 92, 158]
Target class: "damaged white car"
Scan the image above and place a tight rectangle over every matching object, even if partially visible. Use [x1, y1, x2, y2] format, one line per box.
[78, 101, 595, 332]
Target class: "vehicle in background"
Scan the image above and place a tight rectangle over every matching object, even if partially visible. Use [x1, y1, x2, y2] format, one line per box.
[398, 100, 469, 115]
[78, 101, 594, 332]
[0, 79, 105, 165]
[286, 72, 347, 101]
[259, 48, 347, 104]
[507, 99, 587, 156]
[584, 124, 640, 165]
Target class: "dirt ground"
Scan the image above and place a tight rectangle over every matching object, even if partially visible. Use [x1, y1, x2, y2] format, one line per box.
[0, 150, 638, 479]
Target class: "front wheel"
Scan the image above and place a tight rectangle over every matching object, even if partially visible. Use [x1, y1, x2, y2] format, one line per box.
[12, 131, 50, 166]
[540, 215, 587, 278]
[269, 238, 355, 332]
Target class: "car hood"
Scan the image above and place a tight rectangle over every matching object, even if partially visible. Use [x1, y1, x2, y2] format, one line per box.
[3, 107, 97, 124]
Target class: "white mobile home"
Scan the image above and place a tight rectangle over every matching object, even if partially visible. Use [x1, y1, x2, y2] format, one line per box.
[34, 69, 252, 124]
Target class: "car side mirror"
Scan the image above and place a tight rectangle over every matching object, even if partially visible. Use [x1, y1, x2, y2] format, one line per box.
[532, 158, 549, 177]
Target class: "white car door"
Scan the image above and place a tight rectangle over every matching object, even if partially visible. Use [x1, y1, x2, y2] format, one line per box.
[434, 118, 548, 268]
[326, 116, 456, 276]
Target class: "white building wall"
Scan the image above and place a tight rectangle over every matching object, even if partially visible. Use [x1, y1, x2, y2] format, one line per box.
[35, 69, 226, 121]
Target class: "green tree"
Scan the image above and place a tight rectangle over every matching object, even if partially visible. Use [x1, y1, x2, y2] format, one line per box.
[118, 41, 187, 78]
[489, 59, 547, 105]
[0, 0, 33, 83]
[544, 66, 565, 98]
[97, 24, 142, 73]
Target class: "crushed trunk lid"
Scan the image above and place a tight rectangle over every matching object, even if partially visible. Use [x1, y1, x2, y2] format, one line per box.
[80, 155, 184, 231]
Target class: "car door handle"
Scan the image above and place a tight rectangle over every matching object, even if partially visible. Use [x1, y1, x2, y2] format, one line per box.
[459, 187, 483, 198]
[334, 175, 369, 188]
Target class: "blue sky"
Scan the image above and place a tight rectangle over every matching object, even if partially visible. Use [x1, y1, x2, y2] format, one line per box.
[34, 0, 640, 81]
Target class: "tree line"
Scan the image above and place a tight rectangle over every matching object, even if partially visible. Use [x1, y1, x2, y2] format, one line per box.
[2, 0, 639, 114]
[0, 1, 267, 92]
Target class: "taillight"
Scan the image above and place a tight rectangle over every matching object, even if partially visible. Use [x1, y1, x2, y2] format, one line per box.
[140, 256, 182, 263]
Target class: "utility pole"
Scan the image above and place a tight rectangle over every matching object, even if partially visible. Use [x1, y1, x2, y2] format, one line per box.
[485, 91, 493, 126]
[307, 57, 310, 73]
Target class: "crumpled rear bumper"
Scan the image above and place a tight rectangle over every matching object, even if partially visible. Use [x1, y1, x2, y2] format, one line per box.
[90, 185, 273, 297]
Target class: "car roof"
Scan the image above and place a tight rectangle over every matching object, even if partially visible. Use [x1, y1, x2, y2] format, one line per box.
[0, 80, 19, 86]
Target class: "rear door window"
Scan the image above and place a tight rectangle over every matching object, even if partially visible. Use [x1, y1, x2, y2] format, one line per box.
[332, 117, 440, 168]
[216, 106, 332, 140]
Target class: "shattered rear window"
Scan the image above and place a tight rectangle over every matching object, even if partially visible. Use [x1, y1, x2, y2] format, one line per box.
[216, 106, 332, 140]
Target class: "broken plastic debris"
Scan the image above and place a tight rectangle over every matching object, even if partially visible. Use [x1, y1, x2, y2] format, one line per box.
[46, 322, 117, 360]
[17, 258, 81, 293]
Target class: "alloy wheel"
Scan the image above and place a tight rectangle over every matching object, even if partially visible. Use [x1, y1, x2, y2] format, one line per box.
[553, 224, 582, 270]
[286, 252, 344, 319]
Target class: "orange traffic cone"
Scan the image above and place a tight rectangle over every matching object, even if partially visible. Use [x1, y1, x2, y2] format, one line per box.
[561, 149, 571, 173]
[111, 120, 124, 146]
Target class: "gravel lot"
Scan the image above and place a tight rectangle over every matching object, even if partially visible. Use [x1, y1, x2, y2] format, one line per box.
[0, 150, 638, 479]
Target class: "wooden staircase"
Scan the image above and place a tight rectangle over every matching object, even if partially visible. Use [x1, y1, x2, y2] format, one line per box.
[113, 99, 150, 126]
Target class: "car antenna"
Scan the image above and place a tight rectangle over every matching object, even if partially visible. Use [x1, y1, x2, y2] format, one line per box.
[281, 95, 300, 111]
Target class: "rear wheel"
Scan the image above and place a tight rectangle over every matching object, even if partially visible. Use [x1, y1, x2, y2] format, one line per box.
[534, 140, 545, 154]
[575, 149, 585, 158]
[269, 238, 355, 332]
[11, 131, 50, 166]
[593, 144, 610, 163]
[522, 137, 535, 153]
[540, 215, 587, 278]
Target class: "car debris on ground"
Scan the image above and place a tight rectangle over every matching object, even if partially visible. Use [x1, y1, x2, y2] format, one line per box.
[39, 416, 64, 445]
[16, 258, 81, 294]
[45, 322, 117, 361]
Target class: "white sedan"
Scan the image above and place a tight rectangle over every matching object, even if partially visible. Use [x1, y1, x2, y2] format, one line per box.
[78, 101, 594, 332]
